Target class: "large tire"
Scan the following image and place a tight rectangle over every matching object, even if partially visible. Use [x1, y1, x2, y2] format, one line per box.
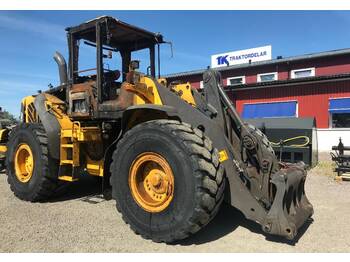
[110, 119, 225, 243]
[5, 123, 66, 202]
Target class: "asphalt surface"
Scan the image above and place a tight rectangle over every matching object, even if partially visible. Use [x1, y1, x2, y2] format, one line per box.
[0, 162, 349, 252]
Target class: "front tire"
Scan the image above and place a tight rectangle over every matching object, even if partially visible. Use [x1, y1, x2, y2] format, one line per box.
[5, 123, 66, 201]
[110, 119, 225, 243]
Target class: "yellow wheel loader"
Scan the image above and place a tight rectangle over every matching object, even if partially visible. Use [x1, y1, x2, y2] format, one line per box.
[1, 16, 313, 242]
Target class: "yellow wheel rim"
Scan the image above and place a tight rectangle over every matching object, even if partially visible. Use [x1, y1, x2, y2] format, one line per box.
[129, 152, 174, 213]
[14, 143, 34, 183]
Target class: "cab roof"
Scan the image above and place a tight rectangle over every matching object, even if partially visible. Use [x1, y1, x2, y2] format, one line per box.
[66, 16, 165, 51]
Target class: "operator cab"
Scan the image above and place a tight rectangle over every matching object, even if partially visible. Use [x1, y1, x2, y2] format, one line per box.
[53, 16, 164, 119]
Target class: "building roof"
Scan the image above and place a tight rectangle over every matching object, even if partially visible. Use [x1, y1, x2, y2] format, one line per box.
[226, 72, 350, 92]
[164, 48, 350, 78]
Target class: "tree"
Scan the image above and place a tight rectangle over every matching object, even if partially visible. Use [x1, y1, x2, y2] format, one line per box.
[0, 107, 18, 126]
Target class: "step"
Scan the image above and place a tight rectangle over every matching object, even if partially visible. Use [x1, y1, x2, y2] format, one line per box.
[61, 130, 73, 138]
[61, 144, 73, 148]
[61, 160, 74, 165]
[58, 175, 78, 182]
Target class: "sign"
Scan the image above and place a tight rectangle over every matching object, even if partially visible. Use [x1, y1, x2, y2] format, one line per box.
[211, 45, 272, 68]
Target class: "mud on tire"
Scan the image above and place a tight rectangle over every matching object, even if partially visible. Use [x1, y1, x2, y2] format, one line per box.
[110, 119, 225, 243]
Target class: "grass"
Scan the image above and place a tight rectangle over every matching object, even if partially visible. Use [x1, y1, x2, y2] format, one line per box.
[311, 161, 337, 178]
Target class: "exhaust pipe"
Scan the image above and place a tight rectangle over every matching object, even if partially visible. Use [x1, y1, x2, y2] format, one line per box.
[53, 51, 68, 86]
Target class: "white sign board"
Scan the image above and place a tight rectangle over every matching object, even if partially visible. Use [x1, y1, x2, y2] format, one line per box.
[211, 45, 272, 68]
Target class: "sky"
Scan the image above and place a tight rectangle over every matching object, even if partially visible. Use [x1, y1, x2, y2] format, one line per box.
[1, 10, 350, 116]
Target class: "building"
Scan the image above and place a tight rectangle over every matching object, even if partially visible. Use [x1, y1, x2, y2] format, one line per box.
[165, 48, 350, 152]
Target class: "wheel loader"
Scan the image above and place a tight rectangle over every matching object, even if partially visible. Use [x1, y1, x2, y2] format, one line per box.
[0, 16, 313, 243]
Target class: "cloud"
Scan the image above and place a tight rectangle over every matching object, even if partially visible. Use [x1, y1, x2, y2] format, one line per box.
[0, 13, 66, 42]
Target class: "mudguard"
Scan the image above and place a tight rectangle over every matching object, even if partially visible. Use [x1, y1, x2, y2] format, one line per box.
[121, 104, 179, 131]
[33, 94, 61, 160]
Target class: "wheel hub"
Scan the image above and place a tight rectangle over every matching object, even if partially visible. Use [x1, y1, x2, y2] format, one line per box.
[129, 152, 174, 213]
[14, 143, 34, 183]
[150, 172, 162, 187]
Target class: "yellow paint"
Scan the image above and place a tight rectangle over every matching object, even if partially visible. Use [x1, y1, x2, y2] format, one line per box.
[171, 82, 196, 106]
[44, 94, 74, 129]
[35, 94, 103, 181]
[157, 78, 167, 86]
[0, 129, 9, 143]
[129, 152, 174, 213]
[14, 143, 34, 183]
[86, 157, 104, 177]
[58, 175, 78, 182]
[60, 124, 101, 174]
[218, 150, 229, 163]
[21, 96, 37, 123]
[0, 145, 7, 154]
[129, 76, 163, 105]
[133, 94, 146, 105]
[21, 96, 35, 106]
[0, 129, 5, 139]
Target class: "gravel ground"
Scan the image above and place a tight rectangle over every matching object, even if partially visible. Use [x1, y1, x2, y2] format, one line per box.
[0, 162, 349, 253]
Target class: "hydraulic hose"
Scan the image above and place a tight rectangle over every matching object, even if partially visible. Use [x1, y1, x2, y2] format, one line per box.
[270, 136, 310, 148]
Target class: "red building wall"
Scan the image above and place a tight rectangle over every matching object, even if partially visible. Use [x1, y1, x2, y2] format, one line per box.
[232, 80, 350, 128]
[220, 57, 350, 84]
[166, 53, 350, 129]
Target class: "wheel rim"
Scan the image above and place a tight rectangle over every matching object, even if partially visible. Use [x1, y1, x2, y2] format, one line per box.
[129, 152, 174, 213]
[14, 143, 34, 183]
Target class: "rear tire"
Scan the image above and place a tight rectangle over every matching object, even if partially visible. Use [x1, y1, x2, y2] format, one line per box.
[110, 119, 225, 243]
[5, 123, 66, 202]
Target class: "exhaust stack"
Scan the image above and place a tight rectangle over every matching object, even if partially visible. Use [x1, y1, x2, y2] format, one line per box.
[53, 51, 68, 86]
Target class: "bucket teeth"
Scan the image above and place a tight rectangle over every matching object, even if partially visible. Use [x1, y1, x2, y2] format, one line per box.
[263, 162, 314, 239]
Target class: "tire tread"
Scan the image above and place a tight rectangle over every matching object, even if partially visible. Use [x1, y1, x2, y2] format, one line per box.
[6, 123, 66, 202]
[110, 119, 225, 243]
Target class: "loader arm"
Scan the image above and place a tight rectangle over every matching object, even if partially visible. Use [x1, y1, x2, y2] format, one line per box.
[202, 70, 314, 239]
[156, 69, 313, 239]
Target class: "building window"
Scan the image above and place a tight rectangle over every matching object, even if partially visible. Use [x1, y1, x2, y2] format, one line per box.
[242, 101, 298, 119]
[199, 81, 204, 89]
[227, 76, 245, 86]
[257, 72, 278, 82]
[329, 98, 350, 128]
[291, 68, 315, 79]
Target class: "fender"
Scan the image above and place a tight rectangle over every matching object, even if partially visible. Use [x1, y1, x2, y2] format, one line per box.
[121, 104, 179, 131]
[103, 104, 179, 177]
[33, 94, 61, 160]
